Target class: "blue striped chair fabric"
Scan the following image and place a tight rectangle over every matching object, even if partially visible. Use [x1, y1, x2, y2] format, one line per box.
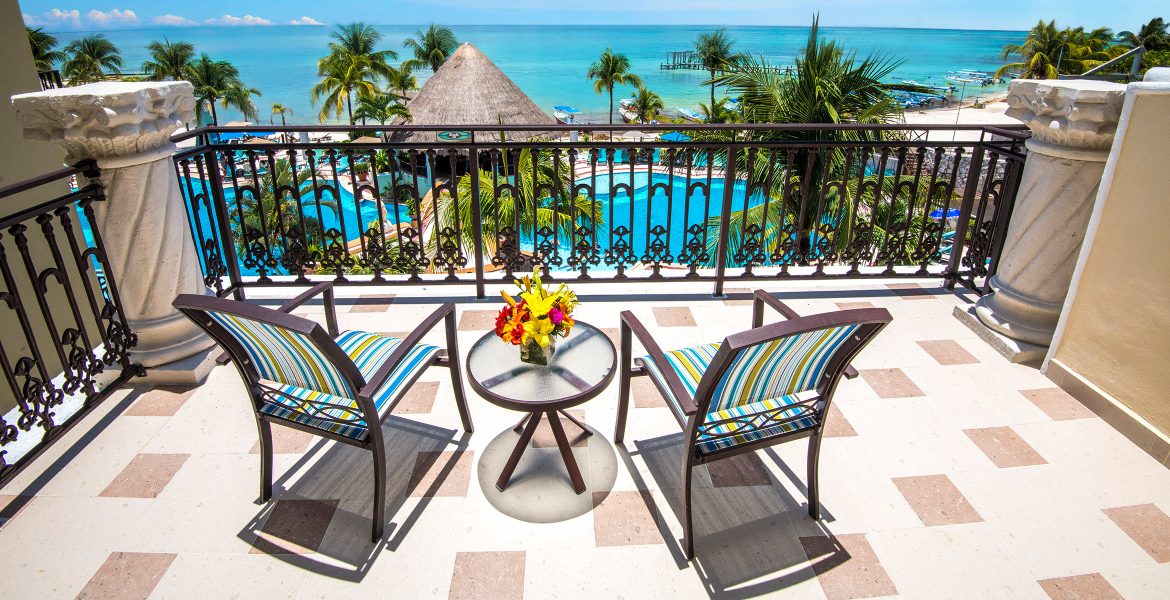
[639, 324, 859, 452]
[206, 313, 440, 440]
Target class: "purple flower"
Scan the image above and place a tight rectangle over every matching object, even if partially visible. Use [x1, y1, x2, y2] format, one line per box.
[549, 307, 563, 324]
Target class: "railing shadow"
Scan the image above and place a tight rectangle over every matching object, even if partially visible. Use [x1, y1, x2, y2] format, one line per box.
[625, 433, 848, 599]
[236, 415, 468, 581]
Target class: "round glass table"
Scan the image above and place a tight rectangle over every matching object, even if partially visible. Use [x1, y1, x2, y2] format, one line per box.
[466, 321, 616, 493]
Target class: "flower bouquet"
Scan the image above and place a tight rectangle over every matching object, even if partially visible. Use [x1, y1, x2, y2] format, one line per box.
[493, 268, 580, 365]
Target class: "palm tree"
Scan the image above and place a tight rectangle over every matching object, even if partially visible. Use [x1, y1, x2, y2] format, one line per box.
[1119, 18, 1169, 50]
[185, 54, 260, 124]
[630, 85, 664, 124]
[706, 15, 926, 265]
[586, 48, 643, 129]
[314, 23, 396, 124]
[698, 97, 741, 124]
[386, 63, 418, 101]
[142, 38, 195, 81]
[270, 103, 293, 126]
[403, 24, 458, 72]
[353, 92, 411, 126]
[694, 28, 741, 111]
[231, 159, 339, 268]
[62, 34, 122, 85]
[994, 20, 1109, 79]
[26, 27, 65, 71]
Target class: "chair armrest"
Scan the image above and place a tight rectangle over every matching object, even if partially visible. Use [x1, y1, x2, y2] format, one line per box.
[357, 303, 453, 402]
[620, 311, 698, 416]
[216, 283, 338, 366]
[751, 290, 859, 379]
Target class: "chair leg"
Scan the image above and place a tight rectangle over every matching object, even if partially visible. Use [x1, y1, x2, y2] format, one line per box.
[807, 432, 823, 519]
[257, 420, 274, 502]
[445, 313, 474, 433]
[614, 320, 632, 444]
[371, 439, 387, 543]
[681, 457, 695, 560]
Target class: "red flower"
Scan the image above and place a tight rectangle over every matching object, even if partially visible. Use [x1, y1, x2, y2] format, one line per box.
[509, 323, 525, 345]
[494, 306, 513, 336]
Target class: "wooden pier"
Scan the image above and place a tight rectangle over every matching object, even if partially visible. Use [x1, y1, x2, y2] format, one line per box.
[659, 51, 792, 75]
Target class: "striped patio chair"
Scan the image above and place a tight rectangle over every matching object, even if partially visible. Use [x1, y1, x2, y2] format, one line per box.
[614, 290, 891, 559]
[173, 283, 473, 542]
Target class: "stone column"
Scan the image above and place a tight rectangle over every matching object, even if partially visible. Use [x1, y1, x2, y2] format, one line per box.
[973, 79, 1126, 347]
[12, 82, 216, 378]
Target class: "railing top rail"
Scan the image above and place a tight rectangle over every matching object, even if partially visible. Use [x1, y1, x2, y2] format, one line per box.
[0, 161, 91, 200]
[171, 122, 1029, 143]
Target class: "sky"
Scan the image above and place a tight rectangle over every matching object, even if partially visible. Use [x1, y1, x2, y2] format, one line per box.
[17, 0, 1165, 32]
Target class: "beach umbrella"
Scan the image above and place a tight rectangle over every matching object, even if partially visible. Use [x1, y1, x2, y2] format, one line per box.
[659, 131, 691, 142]
[223, 120, 253, 127]
[553, 105, 581, 113]
[929, 207, 961, 219]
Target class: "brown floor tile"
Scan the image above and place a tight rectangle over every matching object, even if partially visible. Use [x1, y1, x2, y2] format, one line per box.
[1038, 573, 1125, 600]
[1020, 388, 1096, 421]
[599, 327, 620, 349]
[800, 533, 898, 600]
[653, 306, 696, 327]
[250, 499, 338, 555]
[99, 454, 189, 498]
[76, 552, 176, 600]
[449, 551, 525, 600]
[917, 340, 979, 365]
[407, 450, 473, 497]
[632, 376, 666, 409]
[395, 381, 439, 414]
[532, 410, 589, 448]
[836, 301, 876, 310]
[249, 426, 315, 454]
[859, 368, 925, 398]
[886, 282, 935, 300]
[892, 474, 983, 526]
[125, 385, 197, 417]
[459, 309, 500, 331]
[0, 494, 33, 525]
[1103, 503, 1170, 563]
[376, 331, 412, 340]
[592, 490, 662, 547]
[349, 294, 396, 313]
[964, 426, 1047, 468]
[822, 404, 858, 438]
[706, 453, 772, 488]
[723, 288, 754, 306]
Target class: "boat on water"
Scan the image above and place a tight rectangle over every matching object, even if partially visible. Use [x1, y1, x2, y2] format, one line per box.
[677, 107, 705, 122]
[553, 105, 584, 125]
[947, 70, 1003, 86]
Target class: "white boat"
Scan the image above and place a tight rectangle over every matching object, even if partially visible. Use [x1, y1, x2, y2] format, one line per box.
[619, 98, 635, 110]
[677, 107, 705, 122]
[553, 105, 584, 125]
[619, 107, 638, 123]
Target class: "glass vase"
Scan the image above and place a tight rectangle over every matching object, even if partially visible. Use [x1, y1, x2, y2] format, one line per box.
[520, 337, 556, 365]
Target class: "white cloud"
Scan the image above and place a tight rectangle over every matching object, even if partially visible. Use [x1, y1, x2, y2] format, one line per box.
[26, 8, 83, 27]
[152, 14, 197, 26]
[205, 14, 273, 26]
[289, 16, 324, 26]
[86, 8, 139, 26]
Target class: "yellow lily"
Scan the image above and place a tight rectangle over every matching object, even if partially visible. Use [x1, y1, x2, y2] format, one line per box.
[522, 316, 556, 348]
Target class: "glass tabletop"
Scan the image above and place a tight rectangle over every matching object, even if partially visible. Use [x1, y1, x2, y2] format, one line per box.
[466, 321, 616, 408]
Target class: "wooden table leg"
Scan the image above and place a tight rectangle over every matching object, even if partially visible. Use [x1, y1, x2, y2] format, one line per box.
[496, 411, 542, 492]
[546, 410, 587, 494]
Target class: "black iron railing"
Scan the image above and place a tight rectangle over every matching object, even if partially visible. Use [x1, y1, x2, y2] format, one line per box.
[171, 123, 1027, 299]
[0, 163, 138, 488]
[36, 70, 64, 91]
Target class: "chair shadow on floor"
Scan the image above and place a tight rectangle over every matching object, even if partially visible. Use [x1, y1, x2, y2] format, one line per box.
[628, 433, 852, 599]
[237, 415, 468, 582]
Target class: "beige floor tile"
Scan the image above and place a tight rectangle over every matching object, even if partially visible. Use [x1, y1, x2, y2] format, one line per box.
[886, 282, 935, 300]
[348, 294, 396, 313]
[964, 426, 1047, 468]
[459, 309, 500, 331]
[150, 553, 308, 600]
[1100, 563, 1170, 599]
[407, 450, 474, 497]
[653, 306, 697, 327]
[1038, 573, 1125, 600]
[1021, 388, 1097, 421]
[917, 340, 980, 365]
[1103, 504, 1170, 564]
[0, 494, 33, 526]
[632, 376, 667, 409]
[449, 550, 526, 600]
[396, 380, 440, 414]
[891, 474, 983, 526]
[723, 288, 754, 306]
[99, 454, 189, 498]
[836, 301, 877, 310]
[593, 490, 663, 547]
[858, 368, 925, 398]
[125, 386, 198, 417]
[75, 552, 176, 600]
[799, 533, 898, 600]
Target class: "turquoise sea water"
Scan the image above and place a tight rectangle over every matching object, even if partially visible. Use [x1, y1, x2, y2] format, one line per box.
[52, 25, 1021, 124]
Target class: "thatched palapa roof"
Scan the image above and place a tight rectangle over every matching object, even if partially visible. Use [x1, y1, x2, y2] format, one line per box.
[392, 43, 556, 143]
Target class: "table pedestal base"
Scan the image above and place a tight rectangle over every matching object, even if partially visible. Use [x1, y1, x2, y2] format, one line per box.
[496, 410, 593, 494]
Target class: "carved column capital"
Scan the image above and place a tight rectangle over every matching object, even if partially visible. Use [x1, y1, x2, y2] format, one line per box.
[12, 81, 195, 167]
[1005, 79, 1126, 158]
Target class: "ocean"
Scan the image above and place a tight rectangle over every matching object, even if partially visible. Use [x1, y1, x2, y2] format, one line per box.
[50, 24, 1022, 125]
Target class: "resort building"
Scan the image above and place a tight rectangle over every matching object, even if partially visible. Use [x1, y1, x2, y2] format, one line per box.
[2, 6, 1169, 599]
